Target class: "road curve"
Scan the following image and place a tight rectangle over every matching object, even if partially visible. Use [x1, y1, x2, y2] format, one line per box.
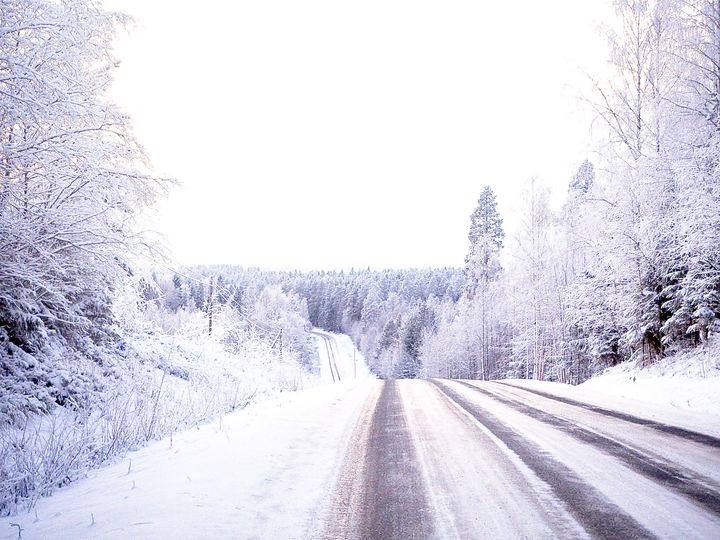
[323, 379, 720, 539]
[312, 330, 342, 382]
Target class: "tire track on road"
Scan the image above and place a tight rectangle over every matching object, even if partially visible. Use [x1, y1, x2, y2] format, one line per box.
[325, 380, 436, 539]
[313, 331, 341, 382]
[327, 335, 341, 382]
[358, 380, 435, 539]
[322, 382, 380, 539]
[404, 381, 591, 539]
[456, 380, 720, 516]
[432, 380, 656, 540]
[496, 381, 720, 448]
[323, 334, 340, 382]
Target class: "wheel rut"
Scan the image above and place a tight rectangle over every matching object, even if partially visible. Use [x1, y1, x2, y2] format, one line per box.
[495, 381, 720, 448]
[431, 380, 656, 540]
[455, 380, 720, 516]
[324, 380, 436, 539]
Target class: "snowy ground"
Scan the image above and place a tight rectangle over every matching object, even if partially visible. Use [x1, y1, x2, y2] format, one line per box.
[0, 331, 373, 540]
[0, 327, 321, 518]
[579, 343, 720, 414]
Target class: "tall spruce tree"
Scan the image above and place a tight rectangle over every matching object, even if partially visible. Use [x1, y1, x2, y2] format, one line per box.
[466, 186, 504, 295]
[465, 186, 504, 379]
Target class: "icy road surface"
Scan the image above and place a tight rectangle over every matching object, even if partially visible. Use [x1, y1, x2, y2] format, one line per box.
[323, 379, 720, 539]
[2, 350, 719, 538]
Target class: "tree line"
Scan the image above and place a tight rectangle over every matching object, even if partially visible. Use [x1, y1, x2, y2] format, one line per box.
[159, 266, 464, 378]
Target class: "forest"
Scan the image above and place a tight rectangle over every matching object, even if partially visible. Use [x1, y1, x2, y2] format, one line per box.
[1, 0, 720, 516]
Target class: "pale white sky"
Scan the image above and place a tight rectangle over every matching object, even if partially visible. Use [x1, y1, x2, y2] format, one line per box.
[105, 0, 611, 270]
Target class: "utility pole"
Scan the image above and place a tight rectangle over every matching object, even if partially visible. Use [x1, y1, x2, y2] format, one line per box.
[270, 328, 283, 359]
[207, 275, 214, 336]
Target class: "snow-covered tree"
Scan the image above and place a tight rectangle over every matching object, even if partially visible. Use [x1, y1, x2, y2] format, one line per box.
[0, 0, 170, 418]
[508, 179, 558, 380]
[0, 0, 168, 350]
[569, 159, 595, 194]
[463, 186, 504, 378]
[465, 186, 504, 288]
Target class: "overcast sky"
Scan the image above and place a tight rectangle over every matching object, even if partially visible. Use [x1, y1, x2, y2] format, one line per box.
[105, 0, 612, 270]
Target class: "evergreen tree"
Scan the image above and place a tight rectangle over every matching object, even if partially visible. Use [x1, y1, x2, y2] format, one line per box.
[569, 159, 595, 194]
[468, 187, 504, 250]
[465, 186, 504, 294]
[464, 186, 505, 379]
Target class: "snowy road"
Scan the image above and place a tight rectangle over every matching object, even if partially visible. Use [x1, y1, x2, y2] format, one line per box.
[2, 375, 719, 539]
[312, 329, 369, 383]
[312, 330, 343, 382]
[324, 379, 720, 539]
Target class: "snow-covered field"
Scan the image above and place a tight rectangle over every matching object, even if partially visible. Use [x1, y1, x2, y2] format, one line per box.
[0, 380, 376, 540]
[0, 325, 321, 517]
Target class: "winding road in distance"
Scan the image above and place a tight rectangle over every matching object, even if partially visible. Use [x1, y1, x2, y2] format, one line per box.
[312, 330, 342, 382]
[322, 378, 720, 540]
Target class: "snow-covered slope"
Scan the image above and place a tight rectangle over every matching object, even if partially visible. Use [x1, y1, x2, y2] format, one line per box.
[578, 343, 720, 414]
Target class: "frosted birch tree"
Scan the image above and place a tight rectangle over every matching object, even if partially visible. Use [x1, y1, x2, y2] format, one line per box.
[509, 179, 556, 380]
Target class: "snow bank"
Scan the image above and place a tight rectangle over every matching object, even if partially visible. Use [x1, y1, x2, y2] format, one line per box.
[0, 379, 375, 540]
[578, 341, 720, 415]
[504, 340, 720, 437]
